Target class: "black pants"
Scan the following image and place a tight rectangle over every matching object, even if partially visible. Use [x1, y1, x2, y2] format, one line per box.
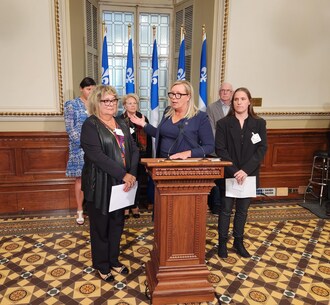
[87, 201, 125, 274]
[208, 179, 222, 213]
[218, 197, 251, 239]
[130, 163, 146, 209]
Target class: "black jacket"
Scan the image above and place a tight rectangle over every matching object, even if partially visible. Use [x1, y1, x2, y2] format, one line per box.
[215, 115, 267, 186]
[81, 115, 139, 215]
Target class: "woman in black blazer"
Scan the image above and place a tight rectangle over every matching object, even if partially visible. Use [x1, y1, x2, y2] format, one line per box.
[215, 87, 267, 258]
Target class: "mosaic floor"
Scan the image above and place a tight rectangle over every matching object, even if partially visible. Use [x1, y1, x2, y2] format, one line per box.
[0, 203, 329, 305]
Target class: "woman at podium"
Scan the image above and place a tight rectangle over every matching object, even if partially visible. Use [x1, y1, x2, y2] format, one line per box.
[130, 80, 214, 159]
[215, 87, 267, 258]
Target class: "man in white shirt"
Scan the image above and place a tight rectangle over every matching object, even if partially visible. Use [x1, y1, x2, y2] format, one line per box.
[206, 82, 233, 214]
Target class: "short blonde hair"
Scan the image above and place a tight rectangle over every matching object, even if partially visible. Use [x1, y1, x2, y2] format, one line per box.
[87, 85, 118, 117]
[122, 93, 140, 110]
[165, 80, 198, 119]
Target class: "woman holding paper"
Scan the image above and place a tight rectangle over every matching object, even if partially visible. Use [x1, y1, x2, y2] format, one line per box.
[215, 87, 267, 258]
[80, 85, 139, 282]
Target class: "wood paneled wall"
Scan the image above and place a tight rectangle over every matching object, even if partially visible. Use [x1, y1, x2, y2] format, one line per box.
[260, 129, 328, 185]
[0, 129, 328, 214]
[0, 132, 75, 214]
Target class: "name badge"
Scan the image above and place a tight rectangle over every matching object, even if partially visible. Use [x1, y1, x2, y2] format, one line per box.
[251, 132, 261, 144]
[114, 128, 124, 136]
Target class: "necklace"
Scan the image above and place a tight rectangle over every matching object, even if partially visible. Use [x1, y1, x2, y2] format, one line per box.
[100, 118, 117, 131]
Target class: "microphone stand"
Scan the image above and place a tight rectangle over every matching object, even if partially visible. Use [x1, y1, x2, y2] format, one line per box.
[181, 131, 210, 161]
[165, 123, 184, 161]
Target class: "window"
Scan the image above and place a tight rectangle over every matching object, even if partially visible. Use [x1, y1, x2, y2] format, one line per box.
[174, 3, 193, 82]
[102, 9, 170, 120]
[85, 0, 98, 80]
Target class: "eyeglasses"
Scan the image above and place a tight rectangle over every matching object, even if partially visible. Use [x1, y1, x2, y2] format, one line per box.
[167, 92, 189, 99]
[100, 98, 118, 106]
[220, 89, 232, 93]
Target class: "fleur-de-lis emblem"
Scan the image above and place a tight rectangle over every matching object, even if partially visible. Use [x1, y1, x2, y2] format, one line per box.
[152, 70, 158, 85]
[102, 68, 109, 85]
[126, 68, 134, 84]
[200, 67, 207, 82]
[177, 69, 185, 80]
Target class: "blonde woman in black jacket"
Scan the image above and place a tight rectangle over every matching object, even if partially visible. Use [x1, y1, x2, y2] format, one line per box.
[215, 87, 267, 258]
[81, 85, 139, 281]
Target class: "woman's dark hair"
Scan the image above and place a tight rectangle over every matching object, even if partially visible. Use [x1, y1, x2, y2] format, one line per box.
[80, 77, 96, 89]
[228, 87, 259, 119]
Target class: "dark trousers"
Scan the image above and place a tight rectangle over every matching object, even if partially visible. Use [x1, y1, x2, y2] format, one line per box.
[87, 201, 125, 274]
[131, 163, 146, 209]
[208, 179, 222, 213]
[218, 197, 251, 239]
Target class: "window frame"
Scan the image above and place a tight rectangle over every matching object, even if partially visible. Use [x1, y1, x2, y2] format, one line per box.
[99, 4, 174, 120]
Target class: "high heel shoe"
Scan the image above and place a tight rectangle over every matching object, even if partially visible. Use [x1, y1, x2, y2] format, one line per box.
[111, 265, 129, 275]
[97, 270, 114, 282]
[76, 210, 84, 225]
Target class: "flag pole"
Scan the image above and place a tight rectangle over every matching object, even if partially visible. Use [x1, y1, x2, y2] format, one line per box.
[128, 23, 131, 38]
[153, 25, 156, 40]
[180, 24, 185, 42]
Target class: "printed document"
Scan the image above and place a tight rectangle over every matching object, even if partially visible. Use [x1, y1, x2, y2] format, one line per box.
[225, 176, 256, 198]
[109, 182, 138, 212]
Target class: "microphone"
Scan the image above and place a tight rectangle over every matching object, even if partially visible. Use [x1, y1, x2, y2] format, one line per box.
[166, 123, 184, 160]
[181, 130, 209, 161]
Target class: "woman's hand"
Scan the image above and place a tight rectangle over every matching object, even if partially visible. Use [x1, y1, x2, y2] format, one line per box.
[169, 150, 191, 160]
[234, 170, 248, 185]
[130, 113, 146, 127]
[123, 173, 136, 192]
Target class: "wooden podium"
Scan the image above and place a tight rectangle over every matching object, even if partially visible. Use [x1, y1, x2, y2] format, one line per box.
[140, 158, 231, 305]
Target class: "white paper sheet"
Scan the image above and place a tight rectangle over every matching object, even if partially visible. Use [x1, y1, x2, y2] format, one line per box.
[225, 176, 256, 198]
[109, 182, 138, 212]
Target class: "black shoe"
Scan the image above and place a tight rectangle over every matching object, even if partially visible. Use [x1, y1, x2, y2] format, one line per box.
[217, 238, 228, 258]
[211, 209, 220, 215]
[97, 271, 114, 282]
[111, 265, 129, 275]
[233, 238, 251, 258]
[124, 214, 130, 220]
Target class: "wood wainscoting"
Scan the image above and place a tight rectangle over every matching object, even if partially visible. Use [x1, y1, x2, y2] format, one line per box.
[0, 129, 329, 214]
[0, 132, 75, 214]
[259, 128, 329, 199]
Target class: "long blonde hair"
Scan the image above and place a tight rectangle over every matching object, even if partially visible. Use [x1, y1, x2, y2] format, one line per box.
[165, 80, 199, 119]
[88, 85, 118, 118]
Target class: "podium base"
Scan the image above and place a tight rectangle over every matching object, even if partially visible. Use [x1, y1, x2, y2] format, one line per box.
[146, 250, 214, 305]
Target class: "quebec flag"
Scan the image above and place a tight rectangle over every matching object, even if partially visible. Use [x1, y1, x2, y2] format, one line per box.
[198, 31, 207, 111]
[126, 36, 135, 94]
[150, 38, 159, 128]
[177, 31, 185, 80]
[101, 26, 110, 85]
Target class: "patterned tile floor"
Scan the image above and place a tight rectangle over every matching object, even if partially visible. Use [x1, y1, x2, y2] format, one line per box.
[0, 203, 329, 305]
